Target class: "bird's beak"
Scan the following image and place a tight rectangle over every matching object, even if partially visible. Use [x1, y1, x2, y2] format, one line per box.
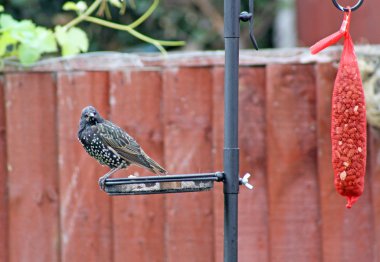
[86, 112, 95, 121]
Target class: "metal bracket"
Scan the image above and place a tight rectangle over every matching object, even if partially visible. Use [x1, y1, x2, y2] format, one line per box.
[239, 0, 259, 50]
[104, 172, 224, 195]
[103, 170, 254, 195]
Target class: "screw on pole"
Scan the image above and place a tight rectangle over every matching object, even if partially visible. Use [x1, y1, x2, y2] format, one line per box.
[240, 173, 254, 190]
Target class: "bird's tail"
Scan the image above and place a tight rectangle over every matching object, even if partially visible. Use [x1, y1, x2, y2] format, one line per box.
[151, 162, 167, 175]
[142, 151, 167, 175]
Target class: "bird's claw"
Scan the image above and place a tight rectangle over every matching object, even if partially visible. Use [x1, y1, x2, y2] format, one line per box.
[98, 176, 107, 191]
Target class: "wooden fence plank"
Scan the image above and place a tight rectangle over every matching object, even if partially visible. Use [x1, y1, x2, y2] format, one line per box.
[369, 127, 380, 262]
[266, 64, 322, 262]
[163, 67, 214, 262]
[57, 71, 112, 262]
[212, 66, 269, 262]
[211, 67, 224, 262]
[109, 70, 165, 262]
[315, 63, 340, 262]
[0, 75, 8, 262]
[238, 67, 269, 262]
[316, 63, 375, 262]
[5, 73, 59, 262]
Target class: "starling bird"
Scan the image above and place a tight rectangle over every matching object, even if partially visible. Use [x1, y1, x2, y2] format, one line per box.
[78, 106, 167, 190]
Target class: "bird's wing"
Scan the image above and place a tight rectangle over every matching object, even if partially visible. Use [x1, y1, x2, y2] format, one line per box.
[96, 121, 152, 168]
[97, 121, 141, 154]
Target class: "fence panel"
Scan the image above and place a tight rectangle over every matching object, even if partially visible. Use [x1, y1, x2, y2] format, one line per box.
[211, 66, 224, 262]
[163, 67, 214, 262]
[266, 64, 322, 262]
[316, 62, 341, 262]
[5, 73, 59, 262]
[109, 70, 166, 262]
[0, 75, 8, 262]
[369, 127, 380, 262]
[57, 71, 112, 262]
[238, 67, 269, 262]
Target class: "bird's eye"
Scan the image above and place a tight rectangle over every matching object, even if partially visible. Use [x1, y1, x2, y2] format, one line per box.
[84, 114, 88, 118]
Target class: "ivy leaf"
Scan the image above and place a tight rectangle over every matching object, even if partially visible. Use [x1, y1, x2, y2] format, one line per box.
[18, 44, 41, 65]
[55, 26, 89, 56]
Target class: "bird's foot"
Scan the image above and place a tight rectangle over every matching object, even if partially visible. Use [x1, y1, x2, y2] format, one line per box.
[98, 165, 123, 191]
[98, 175, 107, 191]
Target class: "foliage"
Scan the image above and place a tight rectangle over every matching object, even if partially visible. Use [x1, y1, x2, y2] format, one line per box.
[0, 0, 185, 65]
[0, 3, 88, 65]
[55, 25, 89, 56]
[2, 0, 275, 56]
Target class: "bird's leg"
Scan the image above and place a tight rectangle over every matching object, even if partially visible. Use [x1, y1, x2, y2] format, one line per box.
[98, 164, 123, 190]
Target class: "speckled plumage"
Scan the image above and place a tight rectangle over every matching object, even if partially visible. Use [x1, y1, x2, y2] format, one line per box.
[78, 106, 167, 189]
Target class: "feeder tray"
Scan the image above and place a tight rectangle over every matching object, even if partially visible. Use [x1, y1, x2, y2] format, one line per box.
[104, 172, 224, 195]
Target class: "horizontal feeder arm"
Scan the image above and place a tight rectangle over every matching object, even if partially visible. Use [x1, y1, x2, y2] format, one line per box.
[104, 172, 224, 195]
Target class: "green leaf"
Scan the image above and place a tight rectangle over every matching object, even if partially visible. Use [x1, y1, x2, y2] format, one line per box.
[68, 27, 88, 52]
[55, 26, 88, 56]
[0, 5, 4, 13]
[0, 41, 7, 56]
[18, 44, 41, 65]
[8, 20, 36, 43]
[34, 27, 57, 53]
[62, 2, 79, 11]
[0, 32, 17, 56]
[0, 13, 58, 64]
[76, 1, 88, 12]
[0, 14, 18, 29]
[0, 15, 36, 40]
[63, 1, 87, 13]
[54, 26, 66, 45]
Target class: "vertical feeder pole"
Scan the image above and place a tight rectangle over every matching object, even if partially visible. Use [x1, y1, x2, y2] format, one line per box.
[223, 0, 240, 261]
[104, 0, 253, 261]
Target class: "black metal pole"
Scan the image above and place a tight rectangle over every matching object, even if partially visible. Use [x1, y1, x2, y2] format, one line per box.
[224, 0, 240, 261]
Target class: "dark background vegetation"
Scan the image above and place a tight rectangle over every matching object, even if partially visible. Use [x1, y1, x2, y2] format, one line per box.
[2, 0, 276, 52]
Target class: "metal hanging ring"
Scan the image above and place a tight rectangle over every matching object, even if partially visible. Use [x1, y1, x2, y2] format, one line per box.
[332, 0, 364, 12]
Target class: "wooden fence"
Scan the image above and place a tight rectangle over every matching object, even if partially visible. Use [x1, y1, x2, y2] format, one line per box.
[0, 48, 380, 262]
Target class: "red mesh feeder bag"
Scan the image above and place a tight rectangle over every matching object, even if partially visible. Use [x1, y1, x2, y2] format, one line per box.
[310, 10, 366, 208]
